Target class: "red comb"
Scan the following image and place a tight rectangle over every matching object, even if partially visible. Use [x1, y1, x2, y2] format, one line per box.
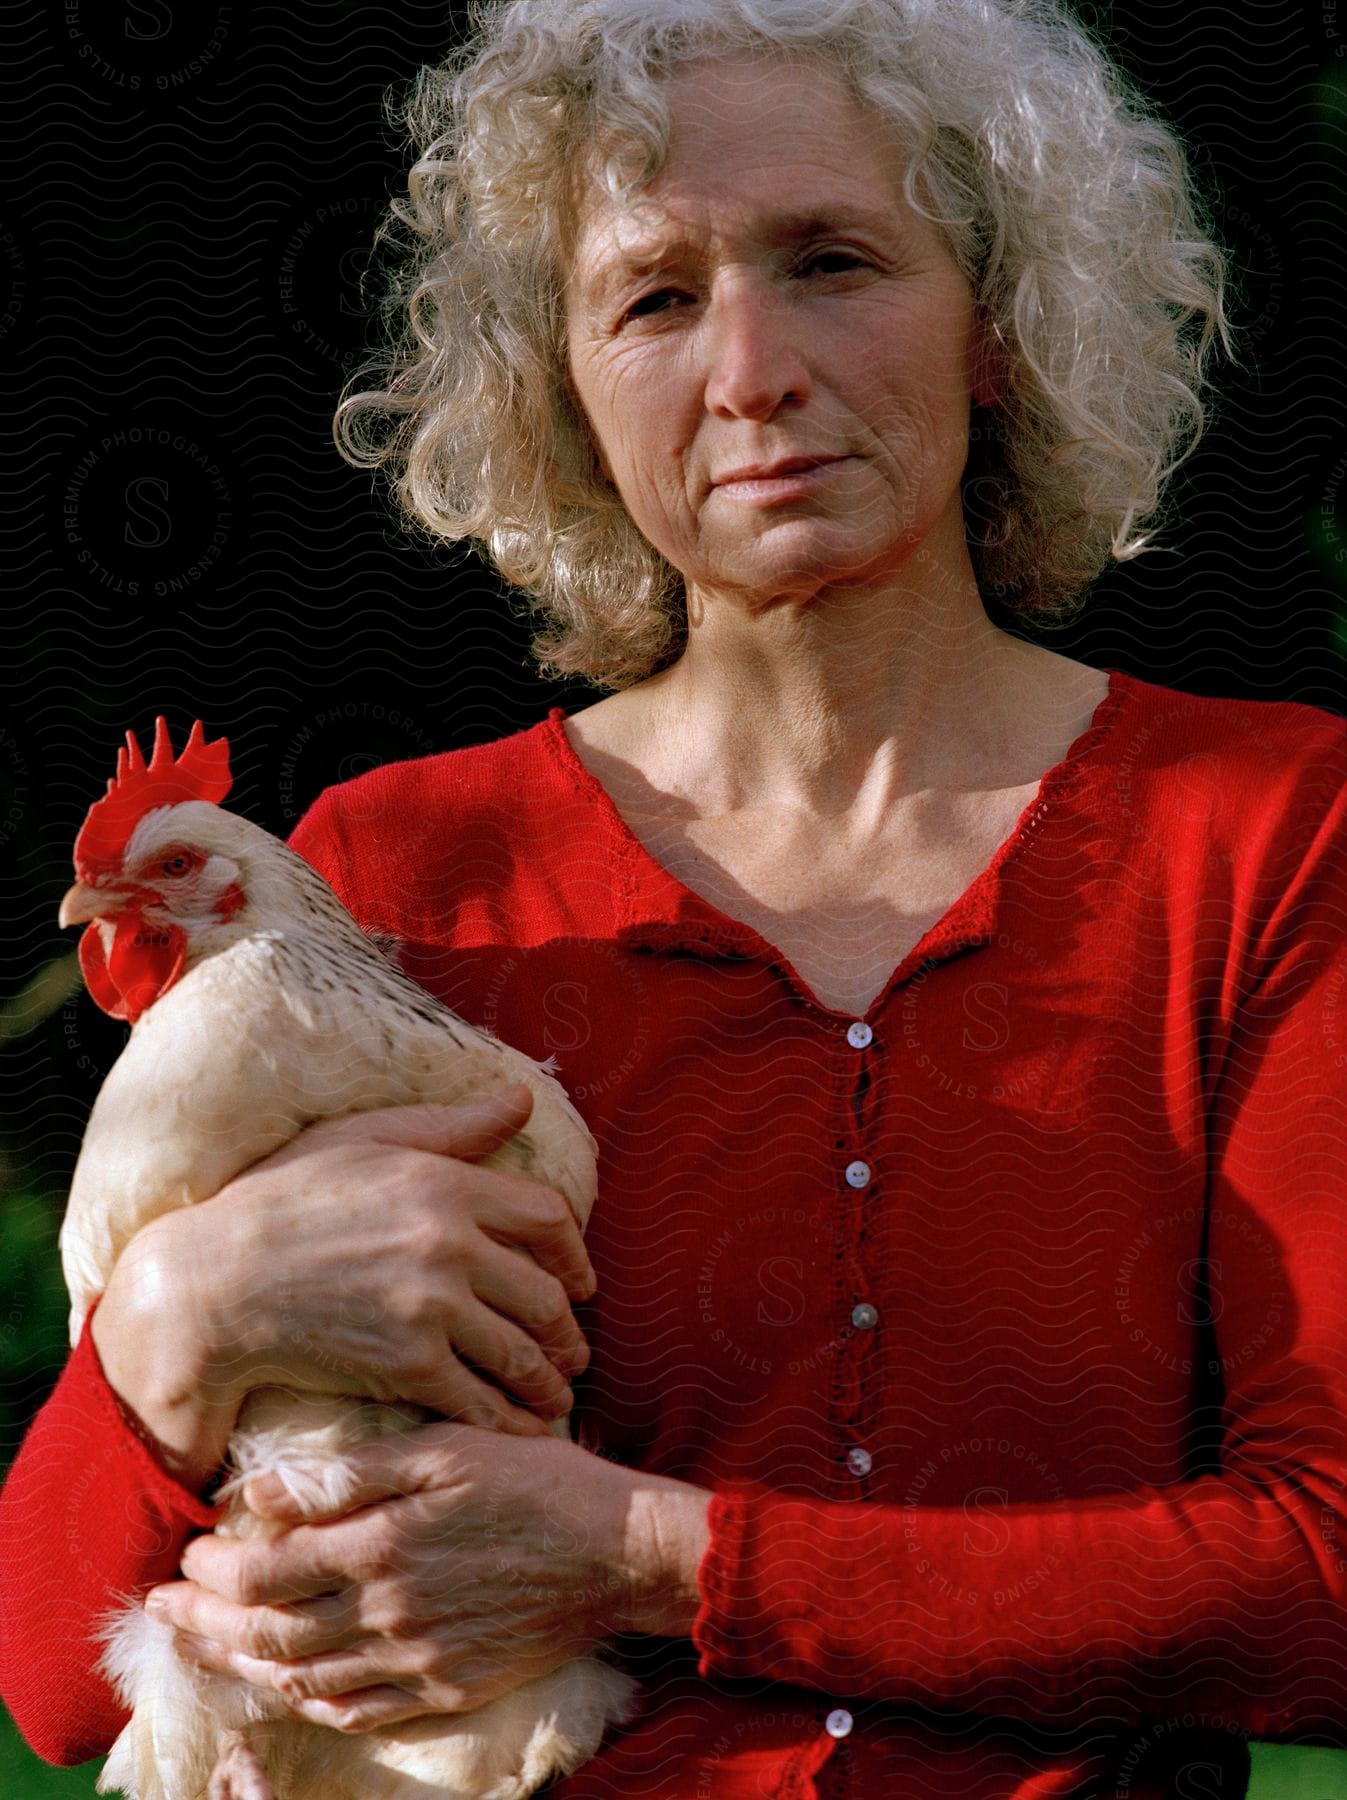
[74, 717, 233, 875]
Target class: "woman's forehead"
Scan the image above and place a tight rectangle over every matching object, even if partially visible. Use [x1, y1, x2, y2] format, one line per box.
[565, 175, 939, 311]
[563, 50, 922, 276]
[568, 195, 916, 297]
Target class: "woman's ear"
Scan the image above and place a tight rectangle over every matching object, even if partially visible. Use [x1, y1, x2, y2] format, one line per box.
[969, 309, 1008, 410]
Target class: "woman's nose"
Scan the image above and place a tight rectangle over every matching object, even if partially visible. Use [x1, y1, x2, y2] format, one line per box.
[702, 277, 811, 421]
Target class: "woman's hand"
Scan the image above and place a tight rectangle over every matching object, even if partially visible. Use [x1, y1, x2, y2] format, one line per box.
[144, 1422, 713, 1733]
[92, 1084, 597, 1489]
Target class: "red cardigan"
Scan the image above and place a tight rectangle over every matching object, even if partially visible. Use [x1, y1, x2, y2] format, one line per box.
[4, 667, 1346, 1799]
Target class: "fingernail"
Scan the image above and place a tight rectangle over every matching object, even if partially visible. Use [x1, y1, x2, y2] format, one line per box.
[145, 1589, 169, 1615]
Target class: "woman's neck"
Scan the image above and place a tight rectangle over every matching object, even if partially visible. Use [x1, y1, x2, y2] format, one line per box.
[621, 603, 1057, 828]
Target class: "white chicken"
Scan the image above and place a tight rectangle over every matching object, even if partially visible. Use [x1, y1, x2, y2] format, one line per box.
[56, 717, 637, 1800]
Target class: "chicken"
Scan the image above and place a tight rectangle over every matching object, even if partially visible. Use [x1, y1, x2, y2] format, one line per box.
[56, 718, 637, 1800]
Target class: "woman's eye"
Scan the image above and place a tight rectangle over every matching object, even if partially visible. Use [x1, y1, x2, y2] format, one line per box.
[621, 288, 689, 324]
[800, 249, 869, 276]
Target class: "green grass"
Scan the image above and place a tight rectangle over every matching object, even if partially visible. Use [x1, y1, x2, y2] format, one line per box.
[0, 1705, 104, 1796]
[1248, 1743, 1347, 1798]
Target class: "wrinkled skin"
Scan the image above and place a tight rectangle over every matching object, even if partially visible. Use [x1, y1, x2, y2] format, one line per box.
[149, 1421, 685, 1736]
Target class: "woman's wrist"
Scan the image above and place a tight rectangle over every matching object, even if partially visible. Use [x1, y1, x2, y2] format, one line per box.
[615, 1474, 714, 1638]
[90, 1218, 247, 1495]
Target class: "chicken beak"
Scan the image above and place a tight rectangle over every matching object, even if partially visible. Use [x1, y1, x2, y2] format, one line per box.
[59, 881, 117, 929]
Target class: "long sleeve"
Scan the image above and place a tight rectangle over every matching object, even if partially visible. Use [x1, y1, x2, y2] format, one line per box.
[691, 751, 1347, 1742]
[0, 1301, 220, 1765]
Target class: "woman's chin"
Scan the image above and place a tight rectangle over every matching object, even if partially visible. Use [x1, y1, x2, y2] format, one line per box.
[688, 533, 924, 613]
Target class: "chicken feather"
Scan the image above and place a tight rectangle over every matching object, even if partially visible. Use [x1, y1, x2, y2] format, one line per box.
[56, 739, 637, 1800]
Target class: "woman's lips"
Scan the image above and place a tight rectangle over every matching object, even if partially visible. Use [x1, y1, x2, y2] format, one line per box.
[711, 455, 852, 502]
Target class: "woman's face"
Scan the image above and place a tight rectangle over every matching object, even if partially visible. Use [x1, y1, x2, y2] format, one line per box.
[563, 52, 997, 609]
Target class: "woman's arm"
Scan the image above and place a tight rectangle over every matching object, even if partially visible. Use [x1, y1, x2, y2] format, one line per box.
[0, 1301, 222, 1764]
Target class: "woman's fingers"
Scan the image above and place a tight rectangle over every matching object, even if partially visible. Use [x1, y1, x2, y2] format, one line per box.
[151, 1581, 358, 1660]
[304, 1084, 536, 1164]
[177, 1630, 399, 1707]
[447, 1298, 581, 1421]
[208, 1730, 275, 1800]
[472, 1167, 597, 1306]
[178, 1627, 445, 1730]
[176, 1528, 351, 1606]
[472, 1239, 592, 1373]
[392, 1339, 560, 1434]
[291, 1684, 433, 1734]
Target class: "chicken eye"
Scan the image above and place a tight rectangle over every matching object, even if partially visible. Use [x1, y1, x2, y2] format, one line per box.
[161, 853, 193, 878]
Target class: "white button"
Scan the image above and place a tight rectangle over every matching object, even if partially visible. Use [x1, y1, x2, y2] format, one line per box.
[825, 1708, 854, 1738]
[846, 1446, 872, 1477]
[847, 1021, 872, 1049]
[851, 1303, 878, 1330]
[845, 1160, 871, 1189]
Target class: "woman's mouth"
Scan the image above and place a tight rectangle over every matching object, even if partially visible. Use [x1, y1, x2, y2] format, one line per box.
[711, 456, 852, 503]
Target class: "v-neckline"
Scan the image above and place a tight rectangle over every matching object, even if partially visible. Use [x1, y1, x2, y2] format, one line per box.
[543, 667, 1132, 1019]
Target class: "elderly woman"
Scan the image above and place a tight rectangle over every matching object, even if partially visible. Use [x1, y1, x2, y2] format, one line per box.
[4, 0, 1346, 1796]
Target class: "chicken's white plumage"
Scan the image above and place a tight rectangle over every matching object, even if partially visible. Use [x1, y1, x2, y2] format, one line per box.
[58, 786, 636, 1800]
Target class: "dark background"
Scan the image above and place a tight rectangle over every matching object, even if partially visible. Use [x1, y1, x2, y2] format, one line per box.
[1, 0, 1344, 1786]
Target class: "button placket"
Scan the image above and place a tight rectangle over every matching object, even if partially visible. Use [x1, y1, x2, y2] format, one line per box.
[833, 1017, 878, 1478]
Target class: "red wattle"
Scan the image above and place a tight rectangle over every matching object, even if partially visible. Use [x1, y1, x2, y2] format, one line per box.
[78, 916, 186, 1023]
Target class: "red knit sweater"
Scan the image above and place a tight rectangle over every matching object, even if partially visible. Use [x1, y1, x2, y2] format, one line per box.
[3, 667, 1346, 1799]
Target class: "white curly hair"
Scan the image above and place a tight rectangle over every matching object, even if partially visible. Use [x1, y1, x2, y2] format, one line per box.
[336, 0, 1234, 692]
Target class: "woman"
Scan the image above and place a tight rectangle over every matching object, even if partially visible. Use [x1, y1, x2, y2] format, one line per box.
[4, 1, 1346, 1796]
